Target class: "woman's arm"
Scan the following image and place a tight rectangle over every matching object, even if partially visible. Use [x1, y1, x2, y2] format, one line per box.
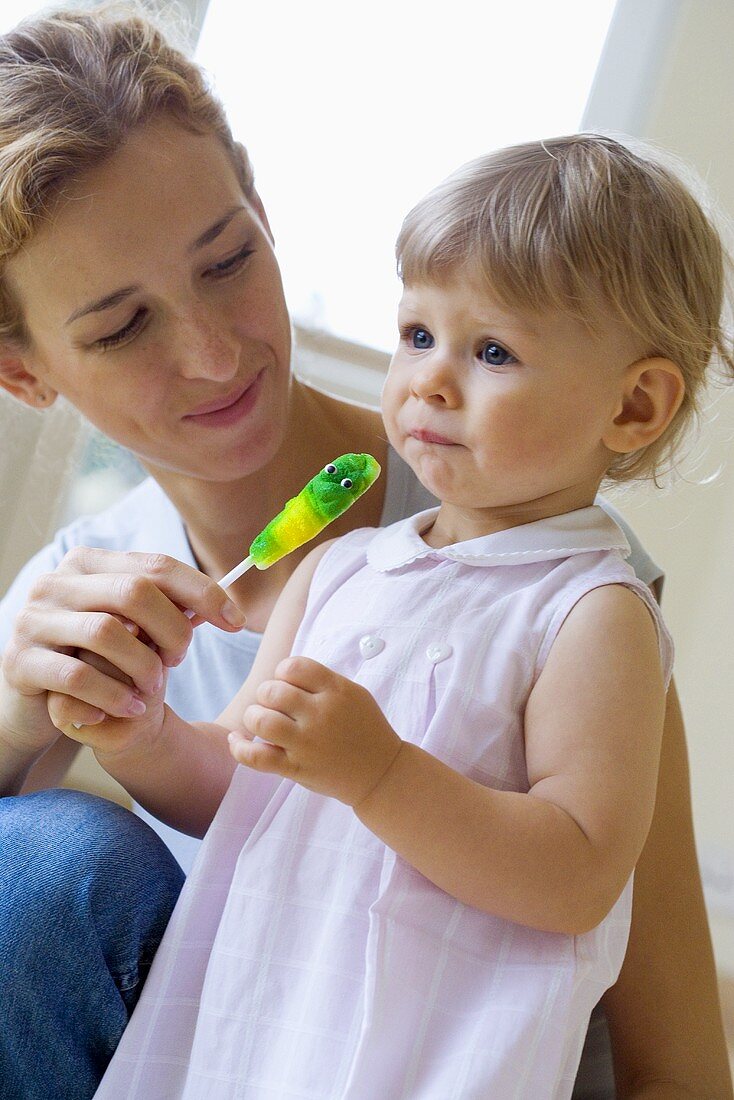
[603, 678, 733, 1099]
[19, 736, 82, 792]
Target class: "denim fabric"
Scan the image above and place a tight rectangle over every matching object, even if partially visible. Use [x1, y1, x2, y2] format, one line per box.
[0, 789, 184, 1100]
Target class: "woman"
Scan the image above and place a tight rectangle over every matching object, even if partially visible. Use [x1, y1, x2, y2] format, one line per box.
[0, 6, 730, 1100]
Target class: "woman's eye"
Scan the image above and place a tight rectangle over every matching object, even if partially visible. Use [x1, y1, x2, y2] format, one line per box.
[95, 308, 148, 350]
[410, 328, 434, 350]
[206, 245, 254, 279]
[480, 342, 515, 368]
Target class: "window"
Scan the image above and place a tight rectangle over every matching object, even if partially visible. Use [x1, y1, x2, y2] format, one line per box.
[0, 2, 38, 32]
[197, 0, 618, 351]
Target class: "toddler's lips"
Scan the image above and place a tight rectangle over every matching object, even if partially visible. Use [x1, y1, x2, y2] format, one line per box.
[410, 428, 456, 446]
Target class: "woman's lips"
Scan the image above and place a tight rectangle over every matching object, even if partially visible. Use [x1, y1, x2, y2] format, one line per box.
[183, 371, 264, 427]
[410, 428, 456, 446]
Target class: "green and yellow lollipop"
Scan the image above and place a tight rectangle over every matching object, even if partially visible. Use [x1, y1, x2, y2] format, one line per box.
[218, 453, 381, 589]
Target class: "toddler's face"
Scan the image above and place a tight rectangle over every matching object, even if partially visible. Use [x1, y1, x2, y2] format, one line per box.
[382, 272, 644, 531]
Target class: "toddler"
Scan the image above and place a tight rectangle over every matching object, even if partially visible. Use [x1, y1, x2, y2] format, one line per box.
[93, 134, 732, 1098]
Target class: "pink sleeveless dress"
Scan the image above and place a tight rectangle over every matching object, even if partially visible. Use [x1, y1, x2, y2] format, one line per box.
[96, 506, 672, 1099]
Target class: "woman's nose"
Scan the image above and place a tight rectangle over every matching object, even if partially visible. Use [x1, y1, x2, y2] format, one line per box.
[175, 312, 239, 381]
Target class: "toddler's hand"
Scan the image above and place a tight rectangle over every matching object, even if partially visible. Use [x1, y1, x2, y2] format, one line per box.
[228, 656, 402, 807]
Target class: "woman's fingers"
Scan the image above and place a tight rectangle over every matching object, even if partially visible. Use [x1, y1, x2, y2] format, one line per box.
[1, 549, 245, 752]
[49, 548, 246, 647]
[8, 646, 149, 721]
[11, 608, 163, 696]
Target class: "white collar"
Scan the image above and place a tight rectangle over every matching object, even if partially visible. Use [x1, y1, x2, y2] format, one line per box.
[367, 505, 631, 572]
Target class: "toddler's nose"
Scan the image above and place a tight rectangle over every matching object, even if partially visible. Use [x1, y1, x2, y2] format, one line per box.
[410, 354, 459, 405]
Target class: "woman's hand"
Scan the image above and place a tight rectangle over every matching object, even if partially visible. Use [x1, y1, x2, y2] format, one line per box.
[0, 546, 246, 752]
[228, 656, 402, 807]
[42, 646, 168, 765]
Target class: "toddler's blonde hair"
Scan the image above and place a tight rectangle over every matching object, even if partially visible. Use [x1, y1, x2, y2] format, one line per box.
[0, 2, 255, 346]
[396, 134, 734, 482]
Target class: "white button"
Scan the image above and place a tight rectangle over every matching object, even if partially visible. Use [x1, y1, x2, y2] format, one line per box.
[359, 634, 385, 659]
[426, 642, 452, 664]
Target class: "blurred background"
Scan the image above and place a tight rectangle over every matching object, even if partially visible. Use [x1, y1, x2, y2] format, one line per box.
[1, 0, 733, 1044]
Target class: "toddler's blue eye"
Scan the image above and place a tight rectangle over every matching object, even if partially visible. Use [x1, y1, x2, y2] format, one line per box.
[411, 328, 434, 350]
[481, 342, 513, 367]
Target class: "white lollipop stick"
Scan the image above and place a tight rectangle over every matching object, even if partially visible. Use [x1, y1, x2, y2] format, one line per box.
[184, 554, 255, 620]
[218, 554, 256, 590]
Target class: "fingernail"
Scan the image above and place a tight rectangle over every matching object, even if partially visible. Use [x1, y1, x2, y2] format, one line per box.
[222, 602, 247, 627]
[126, 697, 147, 717]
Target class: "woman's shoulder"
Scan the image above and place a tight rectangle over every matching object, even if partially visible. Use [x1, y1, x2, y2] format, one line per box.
[596, 496, 663, 592]
[53, 477, 183, 555]
[4, 477, 185, 596]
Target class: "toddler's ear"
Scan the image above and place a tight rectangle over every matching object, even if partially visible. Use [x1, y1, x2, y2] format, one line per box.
[603, 357, 684, 455]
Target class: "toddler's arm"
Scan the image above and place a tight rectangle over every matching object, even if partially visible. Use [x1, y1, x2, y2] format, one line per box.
[353, 582, 665, 933]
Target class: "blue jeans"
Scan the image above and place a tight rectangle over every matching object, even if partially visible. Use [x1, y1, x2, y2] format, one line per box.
[0, 789, 184, 1100]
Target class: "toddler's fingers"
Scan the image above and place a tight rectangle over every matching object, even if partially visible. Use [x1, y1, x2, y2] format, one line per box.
[242, 703, 296, 747]
[228, 732, 287, 774]
[274, 656, 334, 693]
[255, 678, 304, 718]
[47, 690, 107, 736]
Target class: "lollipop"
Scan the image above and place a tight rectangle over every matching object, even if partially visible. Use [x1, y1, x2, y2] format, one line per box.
[219, 453, 381, 589]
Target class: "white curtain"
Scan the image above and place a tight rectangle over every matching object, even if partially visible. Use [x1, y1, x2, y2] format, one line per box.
[0, 395, 84, 596]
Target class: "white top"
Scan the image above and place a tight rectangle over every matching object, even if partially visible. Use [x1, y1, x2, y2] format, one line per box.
[94, 506, 673, 1100]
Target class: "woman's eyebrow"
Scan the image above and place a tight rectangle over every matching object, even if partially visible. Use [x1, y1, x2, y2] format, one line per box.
[65, 207, 249, 325]
[188, 205, 246, 252]
[66, 286, 139, 325]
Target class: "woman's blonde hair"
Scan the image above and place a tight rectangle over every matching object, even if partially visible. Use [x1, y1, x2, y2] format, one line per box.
[0, 2, 254, 345]
[396, 133, 734, 482]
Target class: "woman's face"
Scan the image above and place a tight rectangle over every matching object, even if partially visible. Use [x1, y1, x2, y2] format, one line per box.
[3, 116, 293, 481]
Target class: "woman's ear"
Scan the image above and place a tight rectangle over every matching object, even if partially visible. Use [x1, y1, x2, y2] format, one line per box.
[0, 347, 56, 408]
[603, 357, 685, 455]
